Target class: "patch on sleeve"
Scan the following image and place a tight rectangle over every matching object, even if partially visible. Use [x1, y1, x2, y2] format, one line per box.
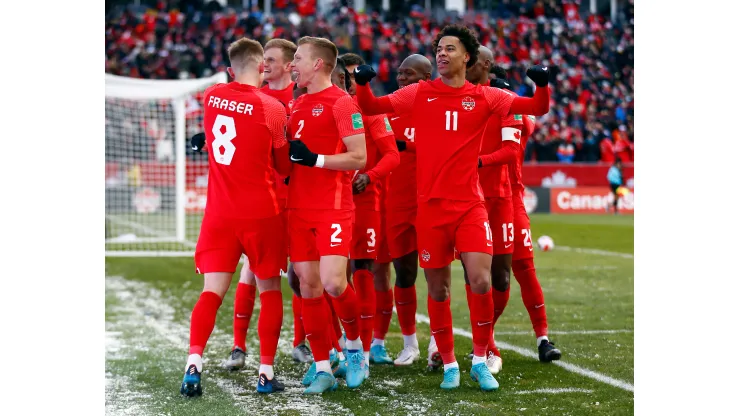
[351, 113, 364, 129]
[527, 115, 537, 122]
[384, 117, 392, 132]
[514, 114, 523, 121]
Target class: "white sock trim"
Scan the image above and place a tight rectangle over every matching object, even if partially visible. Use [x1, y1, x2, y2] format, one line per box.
[472, 355, 486, 366]
[316, 360, 332, 374]
[186, 354, 203, 373]
[537, 335, 549, 347]
[258, 364, 274, 379]
[443, 362, 459, 371]
[371, 338, 385, 348]
[346, 337, 363, 351]
[403, 334, 419, 349]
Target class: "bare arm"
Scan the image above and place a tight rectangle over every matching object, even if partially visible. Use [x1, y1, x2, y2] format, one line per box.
[320, 133, 366, 171]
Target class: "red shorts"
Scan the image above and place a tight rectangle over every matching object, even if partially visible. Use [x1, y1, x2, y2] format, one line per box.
[512, 202, 535, 261]
[375, 210, 392, 264]
[416, 199, 492, 269]
[195, 213, 287, 278]
[485, 197, 515, 256]
[386, 205, 417, 259]
[351, 209, 381, 260]
[288, 209, 353, 262]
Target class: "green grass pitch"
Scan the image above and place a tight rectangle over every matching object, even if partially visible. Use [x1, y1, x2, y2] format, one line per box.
[105, 214, 634, 415]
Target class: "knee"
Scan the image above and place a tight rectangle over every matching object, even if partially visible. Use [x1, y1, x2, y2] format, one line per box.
[395, 260, 418, 288]
[491, 268, 510, 292]
[321, 272, 347, 297]
[467, 268, 492, 292]
[427, 283, 450, 302]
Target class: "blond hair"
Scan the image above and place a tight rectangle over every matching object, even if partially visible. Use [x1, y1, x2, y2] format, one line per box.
[264, 38, 298, 63]
[227, 38, 264, 70]
[297, 36, 338, 73]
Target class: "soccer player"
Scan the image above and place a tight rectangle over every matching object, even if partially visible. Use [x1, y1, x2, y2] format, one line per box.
[462, 46, 522, 375]
[368, 54, 435, 368]
[339, 53, 400, 369]
[476, 66, 562, 367]
[353, 24, 551, 391]
[287, 36, 368, 394]
[181, 38, 291, 397]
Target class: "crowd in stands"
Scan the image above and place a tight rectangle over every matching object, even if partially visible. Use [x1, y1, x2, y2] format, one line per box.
[105, 0, 634, 164]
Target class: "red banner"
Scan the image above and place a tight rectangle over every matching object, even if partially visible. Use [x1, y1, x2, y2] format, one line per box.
[550, 187, 634, 214]
[521, 163, 634, 189]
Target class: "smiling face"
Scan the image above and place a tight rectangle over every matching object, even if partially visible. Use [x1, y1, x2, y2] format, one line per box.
[396, 62, 424, 88]
[435, 36, 469, 78]
[263, 47, 290, 83]
[344, 63, 358, 96]
[290, 44, 318, 89]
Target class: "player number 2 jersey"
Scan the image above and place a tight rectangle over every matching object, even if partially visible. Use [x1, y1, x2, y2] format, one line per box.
[387, 78, 515, 202]
[202, 82, 287, 219]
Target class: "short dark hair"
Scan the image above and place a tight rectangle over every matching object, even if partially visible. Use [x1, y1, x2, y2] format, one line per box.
[432, 25, 481, 68]
[491, 65, 508, 80]
[338, 53, 365, 67]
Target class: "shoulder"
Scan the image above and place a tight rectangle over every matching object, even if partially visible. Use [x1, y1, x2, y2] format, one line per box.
[204, 83, 227, 96]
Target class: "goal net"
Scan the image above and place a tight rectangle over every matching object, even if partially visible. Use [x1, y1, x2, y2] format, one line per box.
[105, 73, 226, 256]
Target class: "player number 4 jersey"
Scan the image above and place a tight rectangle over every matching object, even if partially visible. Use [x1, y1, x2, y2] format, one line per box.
[202, 82, 288, 219]
[387, 78, 515, 202]
[385, 112, 417, 210]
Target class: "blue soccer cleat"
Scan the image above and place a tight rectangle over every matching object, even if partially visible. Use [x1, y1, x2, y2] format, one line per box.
[333, 356, 347, 379]
[256, 373, 285, 394]
[470, 362, 499, 391]
[302, 361, 317, 386]
[345, 350, 367, 388]
[369, 344, 393, 364]
[440, 366, 460, 390]
[180, 365, 202, 397]
[303, 371, 338, 394]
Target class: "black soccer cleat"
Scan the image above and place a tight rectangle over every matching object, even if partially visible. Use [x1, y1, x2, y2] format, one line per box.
[538, 339, 562, 362]
[180, 364, 203, 397]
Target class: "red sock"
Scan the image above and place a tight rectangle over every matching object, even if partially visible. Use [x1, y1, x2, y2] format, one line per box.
[232, 283, 256, 351]
[258, 290, 283, 366]
[353, 270, 375, 352]
[302, 296, 331, 362]
[324, 291, 344, 343]
[394, 285, 417, 335]
[292, 294, 306, 348]
[489, 330, 501, 357]
[513, 258, 548, 337]
[330, 285, 361, 343]
[427, 295, 455, 364]
[493, 285, 510, 326]
[189, 291, 223, 355]
[373, 288, 393, 340]
[468, 288, 494, 357]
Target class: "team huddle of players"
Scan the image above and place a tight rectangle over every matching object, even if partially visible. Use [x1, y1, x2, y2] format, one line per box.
[180, 24, 561, 397]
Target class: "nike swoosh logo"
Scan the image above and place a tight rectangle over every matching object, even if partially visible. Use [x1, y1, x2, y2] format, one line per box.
[391, 117, 400, 120]
[504, 244, 512, 248]
[528, 248, 533, 252]
[330, 243, 341, 247]
[382, 311, 392, 315]
[191, 146, 199, 150]
[477, 321, 492, 326]
[367, 249, 375, 252]
[432, 329, 444, 334]
[360, 315, 374, 319]
[534, 304, 544, 309]
[340, 318, 356, 324]
[427, 98, 438, 102]
[290, 156, 303, 162]
[397, 301, 410, 305]
[236, 314, 249, 318]
[487, 243, 493, 247]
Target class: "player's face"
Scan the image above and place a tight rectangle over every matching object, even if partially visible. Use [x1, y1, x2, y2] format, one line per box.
[465, 59, 485, 85]
[263, 48, 288, 82]
[344, 64, 358, 96]
[436, 36, 469, 78]
[291, 45, 317, 89]
[396, 62, 424, 88]
[331, 68, 346, 91]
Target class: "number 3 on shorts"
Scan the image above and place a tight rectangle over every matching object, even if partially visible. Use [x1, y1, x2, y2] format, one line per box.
[330, 224, 342, 246]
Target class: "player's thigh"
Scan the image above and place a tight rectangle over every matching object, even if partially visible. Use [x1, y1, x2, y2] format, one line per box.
[315, 210, 353, 258]
[387, 206, 418, 259]
[351, 209, 381, 260]
[485, 197, 515, 256]
[240, 213, 288, 280]
[454, 200, 493, 257]
[288, 209, 320, 262]
[512, 210, 535, 261]
[194, 214, 243, 274]
[416, 200, 456, 269]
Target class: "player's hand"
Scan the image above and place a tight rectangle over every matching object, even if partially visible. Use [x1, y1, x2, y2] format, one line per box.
[396, 140, 407, 152]
[491, 78, 512, 91]
[353, 65, 377, 86]
[289, 140, 319, 167]
[284, 176, 290, 185]
[353, 173, 371, 194]
[190, 133, 206, 152]
[526, 65, 551, 87]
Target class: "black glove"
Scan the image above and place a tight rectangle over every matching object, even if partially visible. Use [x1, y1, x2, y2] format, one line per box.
[396, 140, 407, 152]
[190, 132, 206, 152]
[491, 78, 513, 91]
[289, 140, 319, 167]
[284, 176, 290, 185]
[353, 64, 377, 86]
[478, 158, 483, 168]
[526, 65, 551, 88]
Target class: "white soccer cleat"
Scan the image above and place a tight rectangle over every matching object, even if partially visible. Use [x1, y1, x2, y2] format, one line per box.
[394, 345, 421, 366]
[486, 352, 503, 375]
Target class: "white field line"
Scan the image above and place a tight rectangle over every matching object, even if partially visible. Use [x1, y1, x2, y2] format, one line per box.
[105, 276, 352, 416]
[414, 313, 634, 393]
[514, 388, 593, 395]
[106, 214, 197, 248]
[495, 329, 633, 336]
[556, 245, 633, 259]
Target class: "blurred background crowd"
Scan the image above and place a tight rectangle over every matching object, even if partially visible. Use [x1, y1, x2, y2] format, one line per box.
[105, 0, 634, 164]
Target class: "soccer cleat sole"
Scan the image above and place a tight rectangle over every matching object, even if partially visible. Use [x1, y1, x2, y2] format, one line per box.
[180, 382, 202, 397]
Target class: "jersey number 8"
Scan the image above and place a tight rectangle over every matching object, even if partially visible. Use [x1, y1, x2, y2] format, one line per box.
[211, 115, 237, 165]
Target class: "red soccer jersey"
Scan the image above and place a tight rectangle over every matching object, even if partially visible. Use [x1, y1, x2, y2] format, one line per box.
[287, 85, 365, 211]
[261, 81, 296, 203]
[387, 79, 515, 202]
[510, 115, 536, 198]
[385, 112, 417, 210]
[354, 112, 395, 211]
[202, 82, 287, 219]
[479, 112, 523, 198]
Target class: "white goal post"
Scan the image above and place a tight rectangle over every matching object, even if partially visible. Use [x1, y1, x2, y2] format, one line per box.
[105, 73, 226, 257]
